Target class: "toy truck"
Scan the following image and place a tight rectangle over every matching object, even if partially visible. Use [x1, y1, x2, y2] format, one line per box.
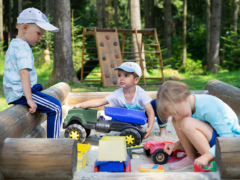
[144, 141, 186, 165]
[63, 107, 147, 147]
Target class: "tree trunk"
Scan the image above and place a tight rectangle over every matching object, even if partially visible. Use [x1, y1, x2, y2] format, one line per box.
[9, 0, 12, 40]
[232, 0, 239, 32]
[18, 0, 22, 15]
[0, 0, 3, 42]
[206, 0, 211, 66]
[40, 0, 43, 12]
[52, 0, 79, 83]
[219, 0, 230, 65]
[97, 0, 102, 28]
[208, 0, 221, 73]
[182, 0, 187, 66]
[151, 0, 155, 27]
[144, 0, 150, 28]
[114, 0, 118, 28]
[46, 0, 49, 15]
[164, 0, 172, 59]
[130, 0, 148, 76]
[102, 0, 106, 28]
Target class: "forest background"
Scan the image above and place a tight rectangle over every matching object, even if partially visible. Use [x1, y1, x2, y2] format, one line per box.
[0, 0, 240, 111]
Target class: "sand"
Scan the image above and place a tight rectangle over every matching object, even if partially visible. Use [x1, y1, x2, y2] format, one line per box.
[60, 111, 194, 173]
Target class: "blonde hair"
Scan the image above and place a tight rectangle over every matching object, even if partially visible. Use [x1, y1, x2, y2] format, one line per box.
[156, 81, 191, 120]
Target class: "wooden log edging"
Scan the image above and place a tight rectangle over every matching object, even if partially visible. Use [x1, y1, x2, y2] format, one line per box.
[216, 137, 240, 179]
[204, 79, 240, 119]
[74, 172, 219, 180]
[0, 138, 77, 179]
[67, 90, 209, 110]
[0, 82, 71, 152]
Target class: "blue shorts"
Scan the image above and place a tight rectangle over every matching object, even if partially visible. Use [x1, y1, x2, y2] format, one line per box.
[150, 99, 168, 128]
[209, 129, 219, 147]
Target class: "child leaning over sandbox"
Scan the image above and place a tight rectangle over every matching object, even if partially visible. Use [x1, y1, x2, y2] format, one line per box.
[72, 62, 156, 139]
[156, 80, 240, 170]
[3, 8, 61, 138]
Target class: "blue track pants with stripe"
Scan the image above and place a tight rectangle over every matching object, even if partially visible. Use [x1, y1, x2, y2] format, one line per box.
[11, 84, 62, 138]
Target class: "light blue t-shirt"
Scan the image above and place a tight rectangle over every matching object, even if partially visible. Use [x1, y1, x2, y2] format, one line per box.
[3, 38, 37, 104]
[192, 94, 240, 157]
[105, 85, 152, 111]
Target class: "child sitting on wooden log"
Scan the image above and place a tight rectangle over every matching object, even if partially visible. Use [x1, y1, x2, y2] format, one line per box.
[157, 80, 240, 170]
[3, 8, 61, 138]
[72, 62, 160, 139]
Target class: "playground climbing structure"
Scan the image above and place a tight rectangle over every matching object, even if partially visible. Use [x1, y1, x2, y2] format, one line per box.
[79, 27, 165, 86]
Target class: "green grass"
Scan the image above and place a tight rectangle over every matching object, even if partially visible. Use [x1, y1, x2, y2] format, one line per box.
[1, 54, 240, 112]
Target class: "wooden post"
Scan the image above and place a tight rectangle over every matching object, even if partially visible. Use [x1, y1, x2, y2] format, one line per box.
[0, 138, 77, 179]
[216, 137, 240, 179]
[205, 79, 240, 120]
[154, 28, 165, 83]
[0, 82, 71, 152]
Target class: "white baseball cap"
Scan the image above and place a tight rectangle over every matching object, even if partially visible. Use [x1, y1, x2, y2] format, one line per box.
[17, 7, 59, 32]
[114, 62, 142, 78]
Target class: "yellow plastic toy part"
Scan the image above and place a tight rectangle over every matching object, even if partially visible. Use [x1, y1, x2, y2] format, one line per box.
[98, 136, 127, 161]
[137, 164, 164, 172]
[77, 143, 92, 170]
[70, 130, 80, 140]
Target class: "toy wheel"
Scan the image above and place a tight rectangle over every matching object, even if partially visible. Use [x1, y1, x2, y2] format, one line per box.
[64, 124, 86, 143]
[86, 128, 91, 138]
[144, 148, 151, 158]
[151, 149, 169, 165]
[120, 129, 141, 147]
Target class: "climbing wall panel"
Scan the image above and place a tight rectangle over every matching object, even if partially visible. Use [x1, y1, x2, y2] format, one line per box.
[95, 31, 122, 87]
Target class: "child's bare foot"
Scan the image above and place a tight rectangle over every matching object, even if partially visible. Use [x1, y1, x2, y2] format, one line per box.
[160, 127, 167, 137]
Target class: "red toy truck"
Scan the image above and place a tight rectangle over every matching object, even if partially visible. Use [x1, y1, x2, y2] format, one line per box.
[144, 141, 186, 165]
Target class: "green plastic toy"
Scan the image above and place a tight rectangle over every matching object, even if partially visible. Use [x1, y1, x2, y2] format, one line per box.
[127, 145, 144, 159]
[204, 161, 216, 172]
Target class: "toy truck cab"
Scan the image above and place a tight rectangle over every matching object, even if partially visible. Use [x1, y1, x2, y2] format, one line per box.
[63, 107, 147, 147]
[144, 141, 186, 165]
[63, 108, 98, 143]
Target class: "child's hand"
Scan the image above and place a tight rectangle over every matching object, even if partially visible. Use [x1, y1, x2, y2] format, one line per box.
[71, 103, 81, 109]
[164, 143, 175, 155]
[27, 99, 37, 113]
[144, 128, 152, 139]
[194, 152, 213, 169]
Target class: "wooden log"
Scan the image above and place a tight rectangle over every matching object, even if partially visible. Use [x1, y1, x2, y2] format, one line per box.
[25, 104, 70, 139]
[0, 82, 71, 152]
[67, 90, 209, 110]
[74, 172, 219, 180]
[215, 137, 240, 179]
[205, 79, 240, 119]
[0, 138, 77, 179]
[25, 121, 47, 138]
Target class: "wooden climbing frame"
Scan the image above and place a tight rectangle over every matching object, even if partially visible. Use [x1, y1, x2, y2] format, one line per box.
[79, 27, 165, 86]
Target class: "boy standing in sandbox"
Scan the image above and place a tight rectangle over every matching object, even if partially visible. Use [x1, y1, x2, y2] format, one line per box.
[3, 8, 61, 138]
[72, 62, 155, 138]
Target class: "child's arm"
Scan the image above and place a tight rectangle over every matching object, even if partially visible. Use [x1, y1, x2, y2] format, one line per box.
[20, 69, 37, 113]
[72, 98, 108, 109]
[144, 102, 155, 139]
